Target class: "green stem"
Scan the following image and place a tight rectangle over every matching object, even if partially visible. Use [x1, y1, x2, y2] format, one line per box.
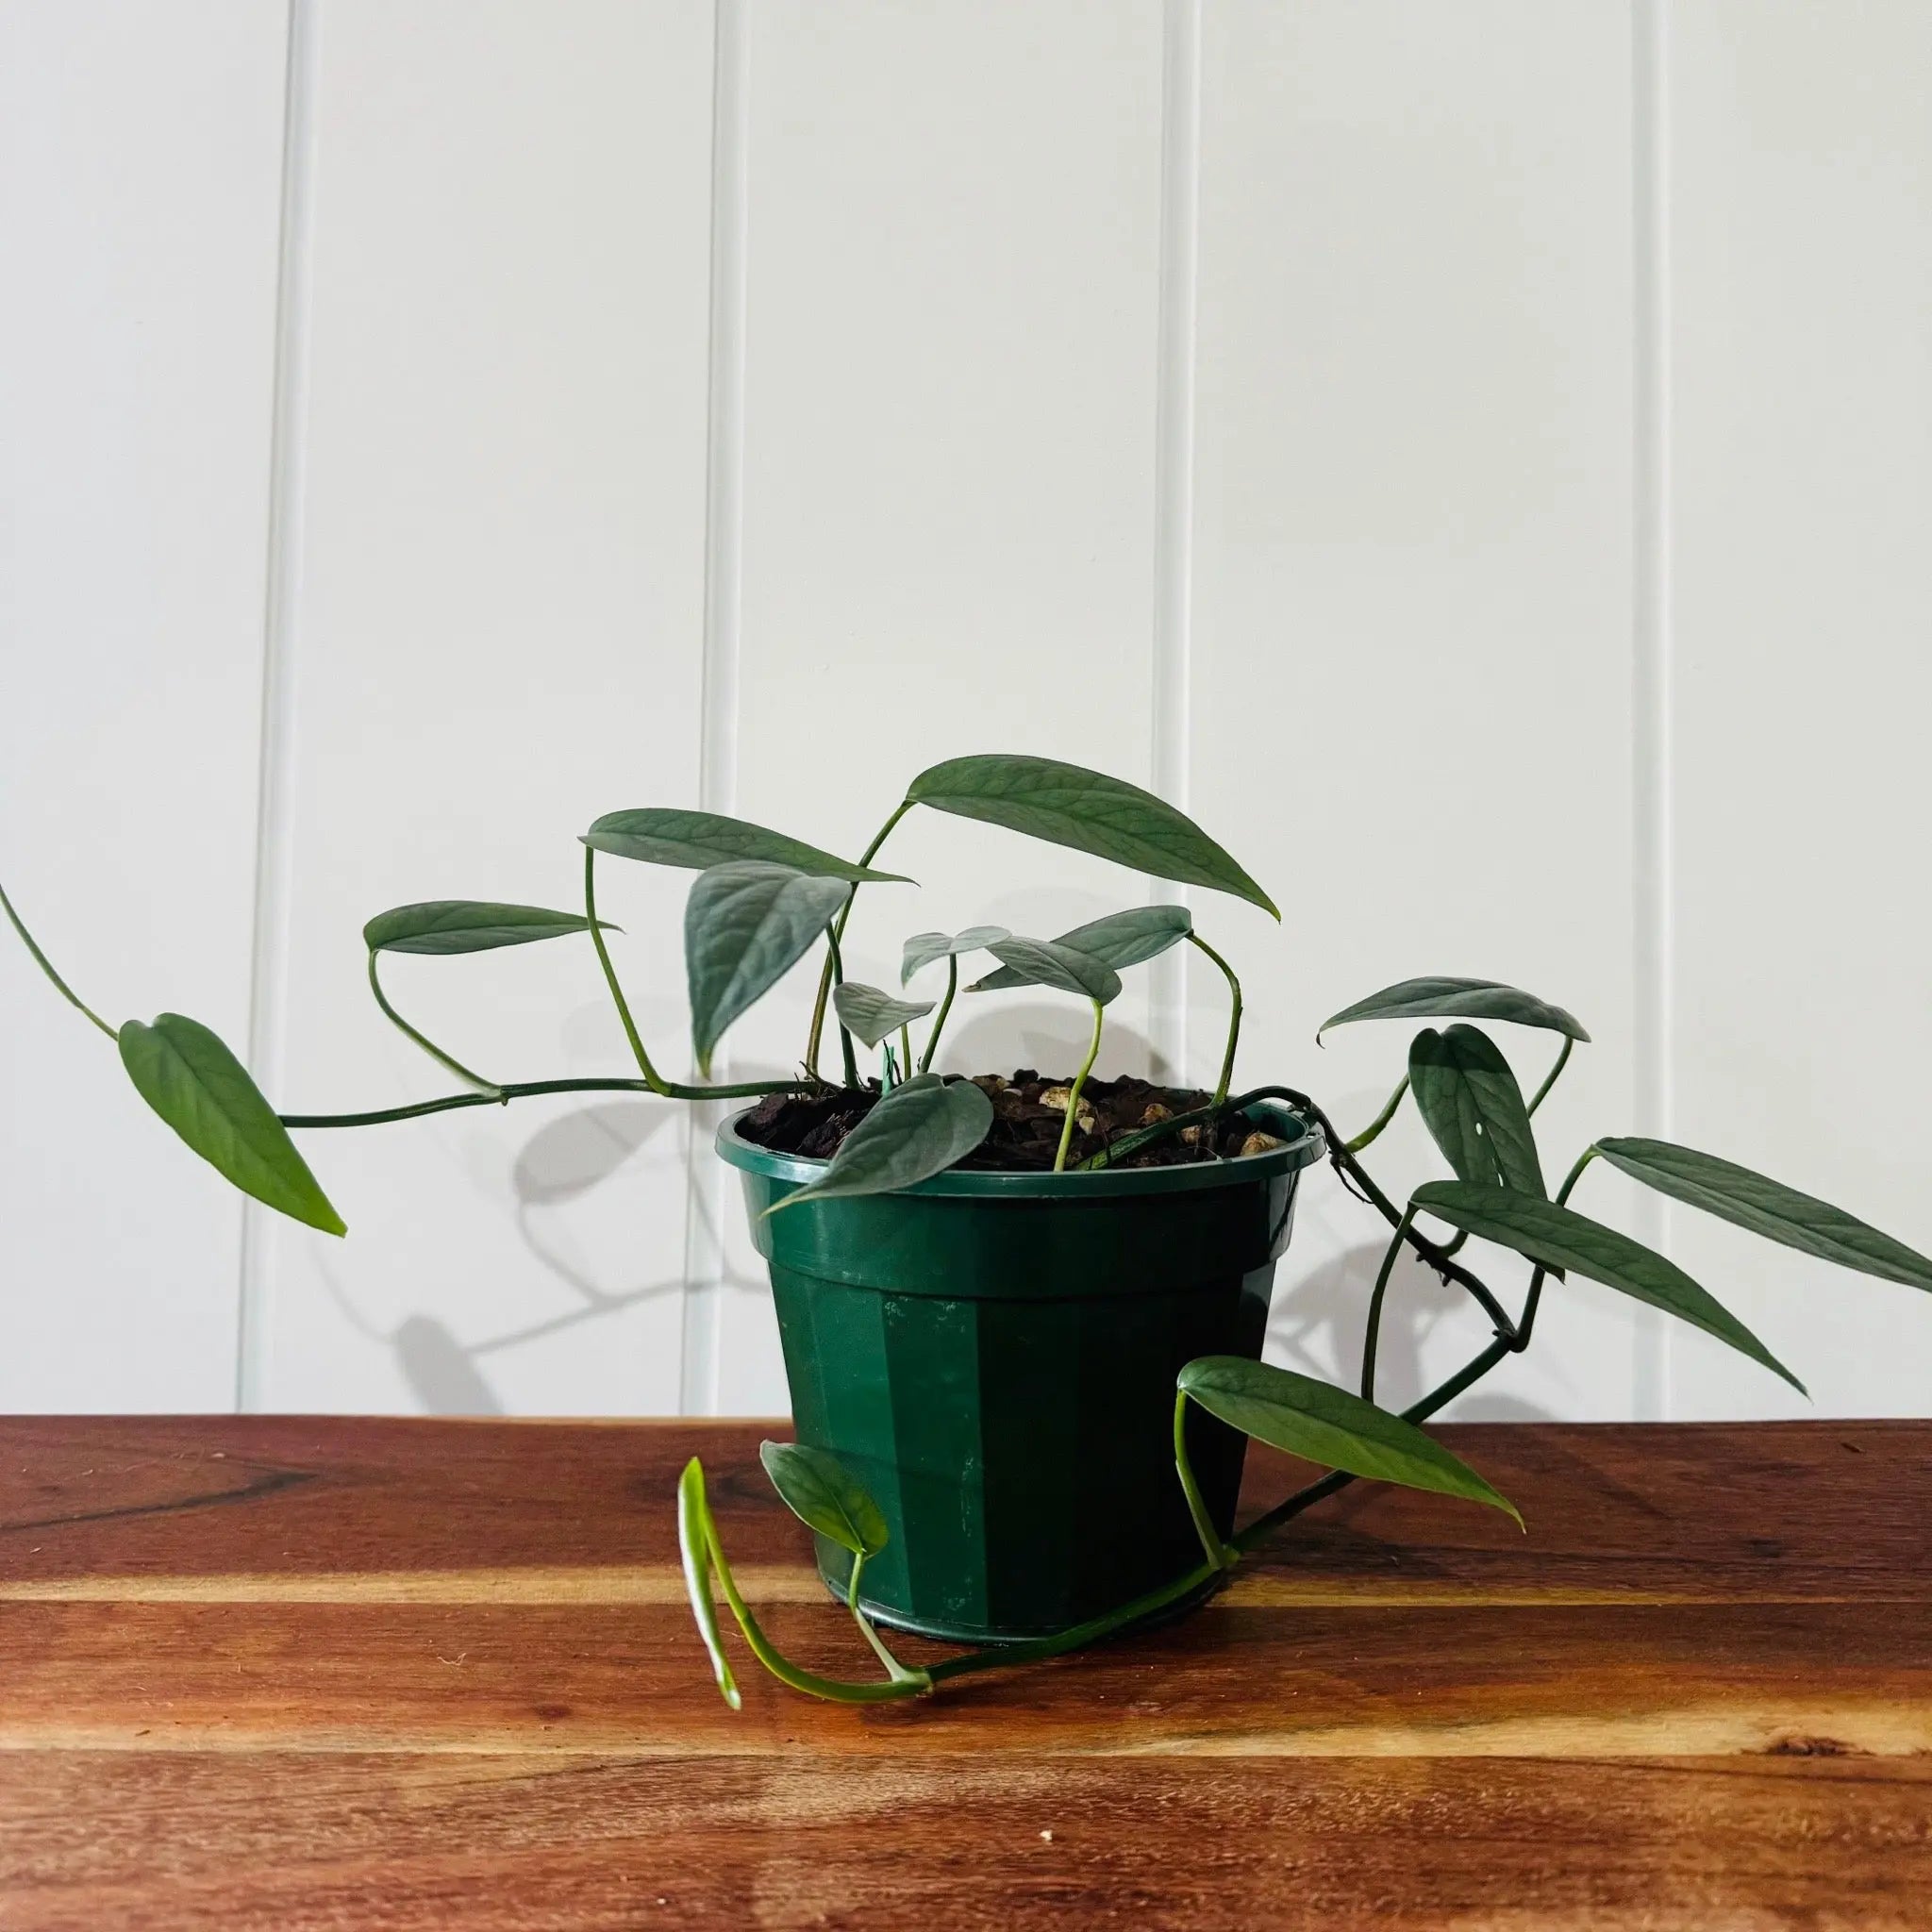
[0, 876, 116, 1041]
[805, 801, 911, 1079]
[280, 1070, 808, 1131]
[918, 957, 957, 1075]
[1186, 933, 1242, 1108]
[899, 1023, 913, 1079]
[1053, 999, 1105, 1173]
[843, 1553, 922, 1684]
[584, 846, 669, 1093]
[1556, 1141, 1599, 1205]
[366, 951, 499, 1094]
[822, 923, 859, 1090]
[1346, 1074, 1409, 1153]
[1527, 1035, 1574, 1117]
[1359, 1204, 1414, 1401]
[691, 1468, 928, 1705]
[1174, 1391, 1233, 1571]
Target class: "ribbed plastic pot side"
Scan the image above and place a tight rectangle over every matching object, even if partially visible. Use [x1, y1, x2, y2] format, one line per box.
[716, 1099, 1324, 1643]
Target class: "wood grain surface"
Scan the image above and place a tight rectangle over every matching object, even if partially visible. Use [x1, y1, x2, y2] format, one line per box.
[1, 1418, 1926, 1928]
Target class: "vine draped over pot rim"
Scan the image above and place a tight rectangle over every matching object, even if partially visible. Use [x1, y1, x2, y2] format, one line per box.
[7, 752, 1932, 1707]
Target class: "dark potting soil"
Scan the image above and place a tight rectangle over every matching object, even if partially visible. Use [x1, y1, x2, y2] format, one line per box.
[736, 1073, 1282, 1174]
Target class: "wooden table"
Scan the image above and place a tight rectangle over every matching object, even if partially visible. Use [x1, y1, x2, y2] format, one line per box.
[1, 1417, 1926, 1928]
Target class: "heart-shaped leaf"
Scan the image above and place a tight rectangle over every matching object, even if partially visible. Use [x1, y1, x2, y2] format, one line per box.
[972, 904, 1192, 991]
[977, 935, 1123, 1006]
[1177, 1357, 1521, 1525]
[685, 862, 851, 1076]
[832, 982, 936, 1049]
[362, 901, 605, 956]
[676, 1457, 741, 1711]
[906, 755, 1276, 917]
[119, 1013, 346, 1236]
[1411, 1181, 1803, 1393]
[584, 808, 907, 882]
[1320, 976, 1589, 1042]
[901, 925, 1009, 984]
[767, 1073, 993, 1214]
[758, 1441, 890, 1557]
[1596, 1138, 1932, 1294]
[1408, 1024, 1545, 1195]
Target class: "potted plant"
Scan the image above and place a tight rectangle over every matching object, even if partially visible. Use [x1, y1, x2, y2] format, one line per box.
[7, 752, 1930, 1711]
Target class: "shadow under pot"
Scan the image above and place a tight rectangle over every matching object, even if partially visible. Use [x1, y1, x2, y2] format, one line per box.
[715, 1100, 1324, 1645]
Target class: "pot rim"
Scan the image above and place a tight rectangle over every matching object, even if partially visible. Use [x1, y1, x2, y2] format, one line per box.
[714, 1095, 1324, 1200]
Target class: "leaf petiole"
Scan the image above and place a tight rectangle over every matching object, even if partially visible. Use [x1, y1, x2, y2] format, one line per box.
[0, 876, 116, 1041]
[1053, 998, 1106, 1173]
[366, 950, 500, 1095]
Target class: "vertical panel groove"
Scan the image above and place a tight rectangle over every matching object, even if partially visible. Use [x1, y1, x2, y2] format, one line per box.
[235, 0, 319, 1412]
[1148, 0, 1202, 1088]
[1632, 0, 1674, 1421]
[680, 0, 750, 1416]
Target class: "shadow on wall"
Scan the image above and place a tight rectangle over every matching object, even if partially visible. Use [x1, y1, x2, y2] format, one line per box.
[311, 1098, 691, 1415]
[1268, 1234, 1554, 1424]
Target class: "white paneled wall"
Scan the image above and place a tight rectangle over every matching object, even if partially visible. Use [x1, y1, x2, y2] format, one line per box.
[2, 1, 1928, 1420]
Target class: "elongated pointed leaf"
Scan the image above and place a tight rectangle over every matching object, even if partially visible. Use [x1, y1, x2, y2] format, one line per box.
[1412, 1181, 1804, 1393]
[973, 904, 1192, 991]
[759, 1441, 890, 1557]
[977, 935, 1122, 1006]
[767, 1074, 993, 1214]
[1408, 1024, 1545, 1195]
[832, 981, 935, 1049]
[1321, 976, 1589, 1042]
[1596, 1138, 1932, 1294]
[583, 808, 906, 883]
[685, 862, 851, 1076]
[676, 1457, 741, 1711]
[362, 901, 604, 956]
[907, 755, 1277, 917]
[901, 925, 1009, 984]
[1177, 1357, 1521, 1526]
[119, 1014, 346, 1236]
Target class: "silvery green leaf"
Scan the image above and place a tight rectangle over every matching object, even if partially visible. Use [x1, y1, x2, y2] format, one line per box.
[972, 904, 1191, 991]
[906, 755, 1276, 916]
[1411, 1182, 1804, 1394]
[900, 925, 1009, 984]
[767, 1074, 993, 1214]
[1177, 1357, 1521, 1525]
[832, 981, 936, 1049]
[584, 808, 906, 882]
[685, 861, 850, 1076]
[1320, 976, 1589, 1042]
[976, 935, 1122, 1007]
[362, 901, 603, 955]
[1596, 1138, 1932, 1293]
[1408, 1024, 1545, 1195]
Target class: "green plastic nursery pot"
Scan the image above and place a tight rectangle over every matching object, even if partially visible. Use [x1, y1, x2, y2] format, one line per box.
[717, 1100, 1324, 1644]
